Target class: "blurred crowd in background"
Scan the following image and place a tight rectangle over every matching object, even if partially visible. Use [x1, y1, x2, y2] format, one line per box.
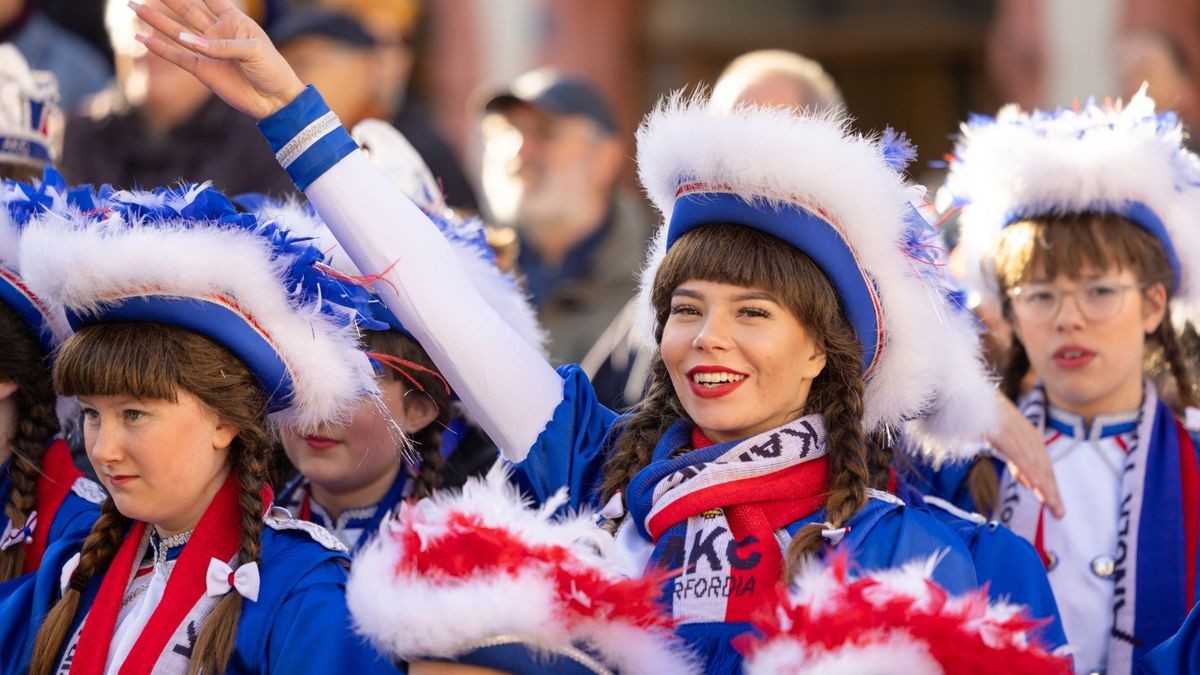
[8, 0, 1200, 404]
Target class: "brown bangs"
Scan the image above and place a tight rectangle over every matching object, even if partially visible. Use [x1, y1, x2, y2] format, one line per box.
[995, 213, 1173, 292]
[54, 323, 193, 401]
[650, 223, 848, 340]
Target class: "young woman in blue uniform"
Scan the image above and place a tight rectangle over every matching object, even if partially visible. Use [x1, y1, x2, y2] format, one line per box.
[131, 2, 1054, 670]
[0, 172, 103, 584]
[941, 91, 1200, 674]
[0, 179, 400, 675]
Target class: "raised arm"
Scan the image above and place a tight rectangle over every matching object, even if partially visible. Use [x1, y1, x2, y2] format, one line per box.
[131, 0, 562, 458]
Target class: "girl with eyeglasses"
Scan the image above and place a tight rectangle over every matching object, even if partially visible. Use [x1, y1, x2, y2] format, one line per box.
[943, 92, 1200, 674]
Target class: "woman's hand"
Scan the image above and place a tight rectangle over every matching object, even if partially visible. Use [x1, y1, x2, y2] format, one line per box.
[130, 0, 305, 119]
[989, 391, 1065, 518]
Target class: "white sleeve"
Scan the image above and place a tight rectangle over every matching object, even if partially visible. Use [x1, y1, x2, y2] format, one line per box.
[305, 150, 563, 460]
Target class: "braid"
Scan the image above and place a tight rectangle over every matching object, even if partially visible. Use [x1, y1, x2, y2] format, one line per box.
[782, 335, 871, 582]
[964, 338, 1031, 518]
[0, 390, 57, 580]
[1000, 339, 1031, 404]
[361, 331, 452, 499]
[0, 302, 61, 581]
[30, 499, 131, 675]
[1153, 314, 1199, 411]
[865, 432, 893, 491]
[188, 430, 270, 675]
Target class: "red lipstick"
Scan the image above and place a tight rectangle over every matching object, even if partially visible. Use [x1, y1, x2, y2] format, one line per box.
[685, 365, 749, 399]
[304, 435, 340, 451]
[1052, 344, 1096, 370]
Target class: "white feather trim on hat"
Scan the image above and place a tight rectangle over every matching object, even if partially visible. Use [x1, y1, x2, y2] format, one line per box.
[352, 118, 446, 214]
[252, 119, 546, 354]
[257, 197, 546, 356]
[636, 92, 997, 461]
[348, 462, 701, 675]
[740, 554, 1070, 675]
[18, 183, 379, 434]
[0, 174, 73, 349]
[943, 87, 1200, 329]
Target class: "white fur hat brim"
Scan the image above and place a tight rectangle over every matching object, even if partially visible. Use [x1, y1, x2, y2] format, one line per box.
[636, 93, 997, 460]
[0, 178, 73, 351]
[19, 184, 379, 434]
[945, 88, 1200, 328]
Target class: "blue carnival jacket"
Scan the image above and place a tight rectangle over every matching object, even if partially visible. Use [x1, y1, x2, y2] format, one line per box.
[0, 510, 401, 674]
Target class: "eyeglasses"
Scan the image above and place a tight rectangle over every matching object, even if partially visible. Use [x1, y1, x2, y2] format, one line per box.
[1006, 280, 1146, 324]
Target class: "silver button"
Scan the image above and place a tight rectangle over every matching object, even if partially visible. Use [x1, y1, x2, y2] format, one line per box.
[1091, 555, 1116, 579]
[1045, 551, 1058, 571]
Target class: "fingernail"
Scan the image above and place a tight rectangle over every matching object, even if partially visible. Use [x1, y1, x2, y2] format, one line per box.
[127, 0, 141, 8]
[179, 32, 210, 48]
[133, 33, 148, 45]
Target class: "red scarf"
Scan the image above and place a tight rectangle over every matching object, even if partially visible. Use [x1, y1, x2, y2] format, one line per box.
[686, 427, 829, 620]
[27, 440, 84, 572]
[69, 473, 245, 675]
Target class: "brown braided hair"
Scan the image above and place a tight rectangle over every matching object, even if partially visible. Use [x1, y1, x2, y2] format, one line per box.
[0, 302, 60, 581]
[362, 330, 449, 500]
[31, 322, 273, 675]
[597, 224, 883, 582]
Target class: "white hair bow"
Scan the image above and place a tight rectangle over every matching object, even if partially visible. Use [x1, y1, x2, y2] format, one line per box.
[0, 510, 37, 550]
[205, 558, 260, 602]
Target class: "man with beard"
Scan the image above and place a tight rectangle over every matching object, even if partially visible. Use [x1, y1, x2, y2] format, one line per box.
[480, 69, 650, 402]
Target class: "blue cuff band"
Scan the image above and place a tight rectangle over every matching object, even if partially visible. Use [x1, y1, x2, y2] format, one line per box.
[257, 85, 358, 191]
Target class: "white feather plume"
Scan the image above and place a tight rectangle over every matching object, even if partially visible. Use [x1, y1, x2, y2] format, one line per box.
[18, 192, 379, 434]
[944, 87, 1200, 329]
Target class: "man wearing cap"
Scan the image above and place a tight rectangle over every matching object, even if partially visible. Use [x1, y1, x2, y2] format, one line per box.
[481, 69, 650, 402]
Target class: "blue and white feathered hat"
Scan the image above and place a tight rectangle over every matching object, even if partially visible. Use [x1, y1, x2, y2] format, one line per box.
[942, 87, 1200, 327]
[348, 463, 701, 675]
[0, 168, 86, 354]
[18, 181, 381, 434]
[0, 45, 61, 169]
[244, 119, 545, 353]
[637, 93, 997, 459]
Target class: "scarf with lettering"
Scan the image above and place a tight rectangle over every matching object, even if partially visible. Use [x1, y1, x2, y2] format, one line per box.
[625, 414, 829, 628]
[999, 383, 1200, 673]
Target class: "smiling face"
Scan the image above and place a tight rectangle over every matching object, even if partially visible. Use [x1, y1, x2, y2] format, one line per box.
[997, 215, 1171, 420]
[80, 391, 236, 536]
[661, 279, 826, 442]
[649, 224, 856, 444]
